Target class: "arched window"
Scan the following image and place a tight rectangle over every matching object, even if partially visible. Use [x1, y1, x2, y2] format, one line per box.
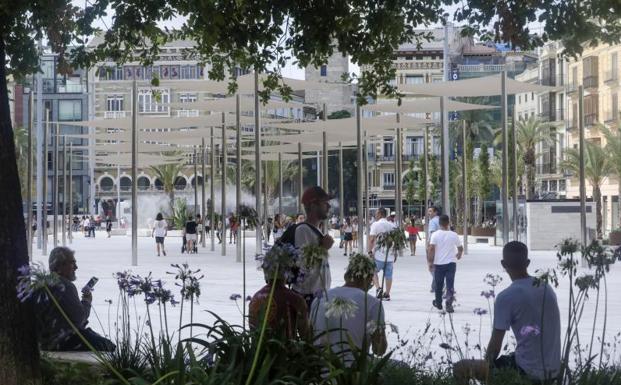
[137, 176, 151, 191]
[120, 176, 132, 191]
[174, 176, 187, 190]
[100, 176, 114, 191]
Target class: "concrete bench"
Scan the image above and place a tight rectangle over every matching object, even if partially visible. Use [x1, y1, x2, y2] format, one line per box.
[110, 229, 127, 236]
[42, 351, 101, 365]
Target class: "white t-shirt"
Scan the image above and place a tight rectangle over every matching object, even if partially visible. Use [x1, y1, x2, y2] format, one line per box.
[369, 218, 396, 261]
[311, 286, 385, 364]
[153, 220, 167, 237]
[429, 229, 462, 265]
[292, 223, 331, 295]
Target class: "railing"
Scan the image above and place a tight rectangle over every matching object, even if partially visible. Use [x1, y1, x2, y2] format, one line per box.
[176, 109, 199, 117]
[538, 109, 565, 122]
[604, 111, 619, 124]
[585, 113, 598, 126]
[104, 111, 128, 119]
[57, 84, 85, 93]
[583, 75, 599, 89]
[383, 184, 396, 190]
[402, 153, 421, 161]
[567, 83, 579, 93]
[604, 71, 619, 84]
[379, 155, 395, 162]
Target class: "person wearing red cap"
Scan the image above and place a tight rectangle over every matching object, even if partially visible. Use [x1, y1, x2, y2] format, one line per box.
[291, 186, 335, 308]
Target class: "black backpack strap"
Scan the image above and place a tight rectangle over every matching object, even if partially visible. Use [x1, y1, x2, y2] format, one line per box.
[298, 222, 323, 240]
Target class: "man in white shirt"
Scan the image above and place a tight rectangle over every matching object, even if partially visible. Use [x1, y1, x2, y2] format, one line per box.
[311, 254, 387, 364]
[428, 215, 463, 313]
[426, 206, 441, 292]
[368, 207, 397, 301]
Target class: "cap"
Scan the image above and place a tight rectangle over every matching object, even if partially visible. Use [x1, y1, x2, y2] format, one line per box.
[390, 211, 396, 216]
[301, 186, 332, 206]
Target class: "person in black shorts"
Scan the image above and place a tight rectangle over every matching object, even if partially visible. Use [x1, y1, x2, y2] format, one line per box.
[184, 215, 198, 254]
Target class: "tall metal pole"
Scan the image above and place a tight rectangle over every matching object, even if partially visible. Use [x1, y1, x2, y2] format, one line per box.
[512, 105, 519, 240]
[53, 122, 59, 247]
[579, 85, 587, 254]
[131, 79, 138, 266]
[201, 138, 206, 248]
[194, 146, 198, 218]
[27, 86, 33, 259]
[501, 70, 509, 245]
[424, 125, 430, 244]
[68, 144, 73, 244]
[254, 71, 262, 255]
[42, 109, 49, 255]
[462, 120, 468, 254]
[221, 112, 227, 257]
[210, 126, 215, 251]
[61, 137, 66, 246]
[35, 44, 44, 250]
[356, 104, 364, 252]
[236, 94, 242, 262]
[322, 103, 329, 232]
[278, 151, 283, 215]
[396, 117, 403, 226]
[364, 133, 370, 249]
[116, 153, 121, 226]
[298, 142, 303, 213]
[440, 96, 450, 216]
[339, 142, 344, 221]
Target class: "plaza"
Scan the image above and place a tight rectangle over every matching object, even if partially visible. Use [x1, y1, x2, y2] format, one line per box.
[31, 230, 621, 362]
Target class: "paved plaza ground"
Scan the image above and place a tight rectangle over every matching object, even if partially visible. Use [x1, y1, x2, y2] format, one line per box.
[31, 230, 621, 362]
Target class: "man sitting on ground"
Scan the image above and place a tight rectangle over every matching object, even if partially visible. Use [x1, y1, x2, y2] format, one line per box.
[38, 247, 115, 351]
[311, 254, 387, 364]
[454, 241, 560, 384]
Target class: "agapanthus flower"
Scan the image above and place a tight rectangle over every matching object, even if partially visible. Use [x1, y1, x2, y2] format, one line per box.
[483, 273, 502, 288]
[301, 244, 329, 270]
[325, 297, 358, 320]
[168, 263, 204, 301]
[473, 308, 488, 316]
[16, 263, 62, 304]
[230, 293, 242, 301]
[344, 254, 376, 282]
[480, 290, 495, 299]
[439, 342, 453, 350]
[376, 228, 408, 253]
[245, 295, 252, 302]
[575, 274, 598, 292]
[388, 323, 399, 334]
[257, 243, 303, 285]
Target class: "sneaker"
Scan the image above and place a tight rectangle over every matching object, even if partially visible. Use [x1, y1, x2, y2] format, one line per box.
[383, 293, 391, 301]
[343, 253, 347, 256]
[376, 288, 383, 299]
[445, 302, 454, 313]
[432, 300, 443, 310]
[163, 251, 166, 256]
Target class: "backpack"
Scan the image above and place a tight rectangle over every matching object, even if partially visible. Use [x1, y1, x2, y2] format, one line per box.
[275, 222, 323, 248]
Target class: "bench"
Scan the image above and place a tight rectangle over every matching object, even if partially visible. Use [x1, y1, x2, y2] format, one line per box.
[42, 351, 101, 365]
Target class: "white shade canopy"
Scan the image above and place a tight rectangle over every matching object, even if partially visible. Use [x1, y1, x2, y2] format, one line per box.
[397, 74, 555, 96]
[363, 97, 498, 113]
[167, 96, 310, 112]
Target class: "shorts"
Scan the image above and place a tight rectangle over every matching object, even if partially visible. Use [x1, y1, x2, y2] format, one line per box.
[186, 233, 197, 241]
[375, 259, 394, 280]
[352, 232, 358, 241]
[344, 233, 353, 241]
[155, 236, 165, 244]
[408, 234, 418, 240]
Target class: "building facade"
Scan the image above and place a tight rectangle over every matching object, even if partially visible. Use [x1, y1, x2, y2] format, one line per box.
[566, 41, 621, 233]
[18, 52, 90, 214]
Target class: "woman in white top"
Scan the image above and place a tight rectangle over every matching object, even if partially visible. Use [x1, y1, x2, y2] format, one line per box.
[152, 212, 168, 256]
[342, 217, 354, 256]
[273, 213, 285, 241]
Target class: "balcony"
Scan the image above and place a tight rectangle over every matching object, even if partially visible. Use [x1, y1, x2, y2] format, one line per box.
[604, 71, 619, 86]
[57, 83, 84, 93]
[104, 111, 128, 119]
[536, 163, 558, 175]
[379, 155, 395, 162]
[583, 75, 599, 89]
[604, 110, 619, 124]
[402, 153, 421, 162]
[383, 184, 396, 191]
[567, 83, 579, 94]
[585, 113, 598, 127]
[538, 109, 565, 122]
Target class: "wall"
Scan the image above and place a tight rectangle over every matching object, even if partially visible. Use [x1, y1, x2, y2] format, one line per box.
[526, 201, 596, 250]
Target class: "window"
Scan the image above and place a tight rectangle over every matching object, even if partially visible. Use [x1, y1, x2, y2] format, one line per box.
[138, 88, 170, 114]
[106, 95, 124, 111]
[405, 75, 424, 85]
[571, 66, 578, 86]
[612, 93, 619, 121]
[170, 65, 180, 80]
[525, 93, 528, 102]
[125, 66, 134, 80]
[518, 95, 521, 104]
[383, 137, 394, 158]
[320, 65, 327, 77]
[406, 136, 423, 155]
[383, 172, 395, 187]
[541, 180, 548, 192]
[611, 52, 618, 80]
[181, 65, 197, 79]
[549, 180, 558, 192]
[58, 100, 81, 121]
[559, 179, 566, 191]
[179, 92, 198, 103]
[42, 60, 55, 78]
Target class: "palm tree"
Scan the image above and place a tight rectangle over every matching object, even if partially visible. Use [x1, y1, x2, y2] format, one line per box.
[599, 123, 621, 226]
[150, 158, 186, 212]
[515, 116, 554, 199]
[562, 141, 612, 239]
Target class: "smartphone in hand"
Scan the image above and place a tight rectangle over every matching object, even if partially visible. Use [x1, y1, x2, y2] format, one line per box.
[82, 277, 99, 292]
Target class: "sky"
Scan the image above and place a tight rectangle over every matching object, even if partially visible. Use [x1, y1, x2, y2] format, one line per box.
[75, 2, 544, 80]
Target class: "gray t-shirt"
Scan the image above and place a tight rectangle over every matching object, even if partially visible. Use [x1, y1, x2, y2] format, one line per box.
[311, 286, 385, 364]
[292, 223, 331, 295]
[494, 276, 561, 380]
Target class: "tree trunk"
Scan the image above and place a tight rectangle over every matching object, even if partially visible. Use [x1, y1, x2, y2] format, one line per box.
[526, 157, 535, 200]
[0, 38, 41, 385]
[594, 186, 603, 239]
[618, 182, 621, 230]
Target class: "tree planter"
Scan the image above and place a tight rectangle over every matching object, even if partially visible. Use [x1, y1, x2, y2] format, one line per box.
[609, 230, 621, 245]
[470, 227, 496, 237]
